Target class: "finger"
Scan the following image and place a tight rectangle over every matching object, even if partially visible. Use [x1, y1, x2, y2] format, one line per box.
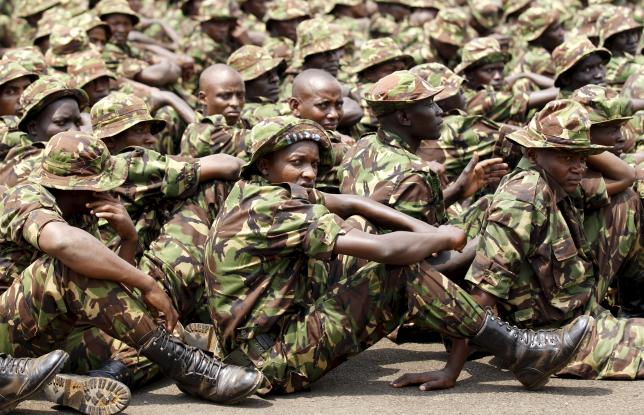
[94, 212, 117, 220]
[477, 157, 504, 167]
[165, 307, 179, 332]
[419, 380, 450, 391]
[90, 203, 120, 213]
[390, 373, 428, 387]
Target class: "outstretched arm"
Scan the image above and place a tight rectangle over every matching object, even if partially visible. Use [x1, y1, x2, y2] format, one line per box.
[587, 151, 636, 196]
[197, 153, 245, 182]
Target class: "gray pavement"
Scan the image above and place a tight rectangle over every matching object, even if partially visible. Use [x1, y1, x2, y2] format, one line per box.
[15, 339, 644, 415]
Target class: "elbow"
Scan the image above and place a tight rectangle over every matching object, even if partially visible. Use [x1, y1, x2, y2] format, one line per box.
[624, 166, 636, 187]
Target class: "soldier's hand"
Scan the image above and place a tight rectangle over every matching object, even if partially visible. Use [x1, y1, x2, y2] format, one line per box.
[390, 370, 457, 391]
[437, 225, 466, 252]
[458, 153, 509, 198]
[87, 193, 138, 242]
[140, 282, 179, 332]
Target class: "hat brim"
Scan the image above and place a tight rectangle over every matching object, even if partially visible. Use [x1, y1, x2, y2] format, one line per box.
[100, 12, 140, 26]
[507, 128, 610, 156]
[554, 48, 611, 87]
[0, 72, 39, 89]
[240, 57, 284, 81]
[591, 116, 633, 127]
[95, 117, 167, 140]
[365, 90, 443, 116]
[454, 51, 511, 75]
[351, 54, 415, 75]
[76, 71, 118, 89]
[29, 153, 128, 191]
[18, 88, 89, 132]
[300, 34, 349, 61]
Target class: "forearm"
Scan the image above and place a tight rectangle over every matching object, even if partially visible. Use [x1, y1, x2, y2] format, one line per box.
[630, 98, 644, 112]
[527, 87, 558, 109]
[427, 237, 478, 281]
[117, 237, 139, 266]
[135, 60, 181, 86]
[158, 91, 196, 124]
[587, 152, 635, 195]
[442, 181, 464, 207]
[197, 153, 244, 182]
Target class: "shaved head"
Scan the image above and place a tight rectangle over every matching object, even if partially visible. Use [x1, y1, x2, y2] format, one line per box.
[198, 64, 245, 124]
[290, 69, 344, 131]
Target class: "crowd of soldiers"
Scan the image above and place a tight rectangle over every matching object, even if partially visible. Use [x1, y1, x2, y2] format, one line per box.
[0, 0, 642, 413]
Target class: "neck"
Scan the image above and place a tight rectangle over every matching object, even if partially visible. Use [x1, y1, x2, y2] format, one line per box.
[381, 124, 421, 153]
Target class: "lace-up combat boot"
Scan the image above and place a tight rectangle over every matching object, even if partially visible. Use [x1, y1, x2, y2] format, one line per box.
[471, 312, 592, 390]
[0, 350, 68, 414]
[139, 326, 263, 404]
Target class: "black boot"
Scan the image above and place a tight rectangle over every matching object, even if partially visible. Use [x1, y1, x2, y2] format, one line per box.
[139, 327, 263, 404]
[471, 312, 592, 390]
[86, 360, 133, 387]
[0, 350, 68, 414]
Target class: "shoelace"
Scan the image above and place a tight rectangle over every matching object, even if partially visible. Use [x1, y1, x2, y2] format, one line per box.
[0, 356, 29, 374]
[490, 315, 561, 347]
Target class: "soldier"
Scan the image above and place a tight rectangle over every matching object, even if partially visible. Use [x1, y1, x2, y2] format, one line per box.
[1, 46, 48, 75]
[11, 0, 61, 47]
[468, 0, 502, 37]
[597, 6, 644, 87]
[74, 11, 112, 52]
[419, 7, 472, 70]
[180, 64, 251, 159]
[32, 7, 72, 55]
[462, 99, 644, 381]
[237, 0, 268, 41]
[325, 0, 374, 46]
[204, 114, 592, 394]
[263, 0, 310, 64]
[552, 36, 612, 97]
[67, 54, 117, 108]
[0, 131, 262, 413]
[293, 17, 349, 79]
[44, 25, 98, 73]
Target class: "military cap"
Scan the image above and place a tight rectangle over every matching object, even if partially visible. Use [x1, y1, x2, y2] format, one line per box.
[369, 15, 398, 37]
[96, 0, 140, 25]
[29, 130, 128, 191]
[552, 36, 611, 87]
[91, 91, 166, 140]
[265, 0, 310, 23]
[68, 53, 117, 89]
[44, 25, 94, 68]
[350, 37, 414, 75]
[2, 47, 48, 75]
[194, 0, 236, 22]
[622, 67, 644, 100]
[570, 5, 605, 41]
[365, 70, 443, 116]
[571, 85, 632, 126]
[503, 0, 532, 19]
[454, 36, 510, 74]
[18, 75, 88, 132]
[410, 62, 463, 101]
[598, 6, 643, 47]
[294, 18, 348, 63]
[241, 116, 331, 178]
[507, 99, 609, 155]
[33, 7, 71, 43]
[227, 45, 284, 81]
[517, 7, 559, 42]
[15, 0, 60, 18]
[468, 0, 503, 30]
[0, 59, 39, 89]
[73, 12, 112, 37]
[425, 7, 470, 47]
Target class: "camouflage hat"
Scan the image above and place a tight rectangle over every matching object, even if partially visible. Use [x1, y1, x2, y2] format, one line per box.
[96, 0, 140, 25]
[365, 70, 443, 116]
[323, 0, 363, 14]
[68, 53, 117, 89]
[571, 85, 632, 126]
[228, 45, 284, 81]
[369, 15, 398, 37]
[503, 0, 532, 19]
[622, 66, 644, 100]
[570, 5, 605, 40]
[426, 7, 470, 47]
[507, 99, 610, 155]
[295, 18, 348, 62]
[16, 0, 60, 18]
[0, 59, 39, 89]
[73, 12, 112, 37]
[194, 0, 236, 22]
[265, 0, 310, 23]
[468, 0, 503, 30]
[29, 130, 128, 191]
[44, 25, 94, 68]
[454, 36, 510, 74]
[241, 115, 332, 179]
[598, 6, 643, 47]
[552, 36, 611, 87]
[2, 47, 48, 75]
[410, 62, 463, 101]
[517, 7, 559, 42]
[18, 75, 89, 132]
[350, 37, 414, 74]
[33, 7, 71, 43]
[91, 91, 166, 140]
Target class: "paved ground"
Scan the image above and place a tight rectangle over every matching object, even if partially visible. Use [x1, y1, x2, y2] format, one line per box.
[15, 339, 643, 415]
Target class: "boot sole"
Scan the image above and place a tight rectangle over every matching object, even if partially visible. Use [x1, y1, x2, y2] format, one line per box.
[44, 374, 131, 415]
[0, 352, 69, 415]
[519, 319, 593, 390]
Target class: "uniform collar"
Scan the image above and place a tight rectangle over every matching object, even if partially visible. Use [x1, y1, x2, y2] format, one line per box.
[376, 128, 416, 153]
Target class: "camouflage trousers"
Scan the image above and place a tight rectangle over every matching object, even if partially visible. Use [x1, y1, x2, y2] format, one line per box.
[218, 233, 486, 394]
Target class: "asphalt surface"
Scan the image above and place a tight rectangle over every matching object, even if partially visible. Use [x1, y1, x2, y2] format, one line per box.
[15, 339, 643, 415]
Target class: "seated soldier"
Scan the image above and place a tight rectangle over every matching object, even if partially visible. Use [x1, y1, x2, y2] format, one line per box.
[203, 114, 592, 394]
[180, 64, 251, 160]
[263, 0, 311, 64]
[0, 131, 262, 414]
[597, 6, 643, 87]
[552, 36, 612, 98]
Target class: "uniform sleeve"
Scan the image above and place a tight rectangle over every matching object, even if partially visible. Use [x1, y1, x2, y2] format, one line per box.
[389, 171, 446, 225]
[179, 121, 215, 158]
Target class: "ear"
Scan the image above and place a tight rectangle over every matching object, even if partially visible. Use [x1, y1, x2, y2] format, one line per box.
[396, 109, 411, 126]
[525, 148, 537, 162]
[26, 120, 39, 138]
[257, 157, 271, 176]
[197, 90, 208, 107]
[288, 97, 301, 116]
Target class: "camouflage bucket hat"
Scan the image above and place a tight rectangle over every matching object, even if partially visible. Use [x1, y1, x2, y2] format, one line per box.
[16, 0, 60, 18]
[552, 36, 611, 87]
[44, 26, 93, 68]
[468, 0, 503, 30]
[2, 47, 48, 75]
[369, 15, 398, 36]
[518, 7, 559, 42]
[74, 12, 112, 37]
[365, 70, 443, 116]
[507, 99, 610, 155]
[598, 6, 643, 47]
[350, 37, 414, 75]
[402, 0, 441, 7]
[426, 7, 469, 47]
[454, 36, 510, 74]
[18, 75, 89, 132]
[622, 67, 644, 99]
[265, 0, 310, 23]
[241, 116, 332, 179]
[410, 62, 463, 101]
[33, 7, 71, 42]
[96, 0, 140, 25]
[295, 18, 348, 62]
[91, 91, 166, 140]
[29, 131, 128, 191]
[571, 85, 632, 126]
[571, 5, 604, 40]
[228, 45, 284, 81]
[0, 59, 39, 89]
[194, 0, 236, 22]
[68, 53, 117, 89]
[503, 0, 532, 19]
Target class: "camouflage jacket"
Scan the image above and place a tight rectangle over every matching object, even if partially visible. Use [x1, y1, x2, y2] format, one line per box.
[0, 116, 29, 161]
[509, 45, 555, 78]
[349, 80, 377, 138]
[316, 130, 355, 194]
[204, 177, 349, 352]
[465, 157, 609, 328]
[605, 54, 644, 87]
[0, 141, 44, 187]
[241, 101, 291, 127]
[339, 129, 447, 225]
[102, 41, 150, 79]
[179, 114, 251, 161]
[463, 80, 531, 123]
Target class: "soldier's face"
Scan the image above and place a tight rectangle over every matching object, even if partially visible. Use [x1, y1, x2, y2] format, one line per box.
[201, 19, 234, 43]
[564, 54, 606, 90]
[258, 141, 320, 188]
[430, 37, 461, 62]
[532, 149, 586, 194]
[0, 76, 34, 116]
[268, 17, 306, 42]
[590, 124, 626, 156]
[28, 98, 82, 142]
[403, 99, 443, 140]
[108, 122, 157, 153]
[88, 27, 109, 52]
[104, 13, 134, 46]
[537, 21, 565, 52]
[199, 75, 245, 125]
[241, 0, 267, 19]
[303, 48, 344, 77]
[465, 62, 505, 90]
[246, 69, 280, 103]
[290, 83, 344, 131]
[84, 76, 112, 106]
[605, 28, 641, 57]
[361, 58, 408, 83]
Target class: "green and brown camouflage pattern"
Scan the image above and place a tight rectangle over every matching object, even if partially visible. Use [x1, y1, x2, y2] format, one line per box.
[365, 70, 443, 116]
[454, 36, 511, 75]
[349, 37, 414, 75]
[517, 6, 559, 42]
[569, 5, 604, 41]
[91, 91, 166, 140]
[67, 53, 117, 89]
[227, 45, 284, 81]
[571, 85, 632, 126]
[44, 25, 95, 68]
[294, 18, 348, 63]
[468, 0, 503, 30]
[15, 0, 60, 18]
[193, 0, 236, 22]
[0, 59, 39, 89]
[96, 0, 140, 25]
[604, 54, 644, 87]
[410, 62, 464, 101]
[552, 36, 611, 87]
[240, 101, 291, 129]
[425, 7, 470, 47]
[179, 114, 251, 160]
[33, 7, 71, 43]
[182, 31, 234, 78]
[598, 6, 643, 47]
[73, 12, 111, 37]
[265, 0, 310, 23]
[1, 47, 48, 75]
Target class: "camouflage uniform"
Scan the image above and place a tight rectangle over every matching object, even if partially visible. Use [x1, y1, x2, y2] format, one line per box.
[507, 7, 559, 77]
[465, 100, 644, 379]
[469, 0, 503, 35]
[10, 0, 62, 46]
[179, 114, 251, 160]
[419, 7, 472, 70]
[622, 67, 644, 158]
[598, 7, 644, 87]
[552, 36, 612, 94]
[326, 0, 371, 47]
[44, 25, 98, 72]
[205, 115, 487, 393]
[32, 7, 71, 50]
[568, 4, 604, 45]
[263, 0, 310, 65]
[1, 46, 48, 75]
